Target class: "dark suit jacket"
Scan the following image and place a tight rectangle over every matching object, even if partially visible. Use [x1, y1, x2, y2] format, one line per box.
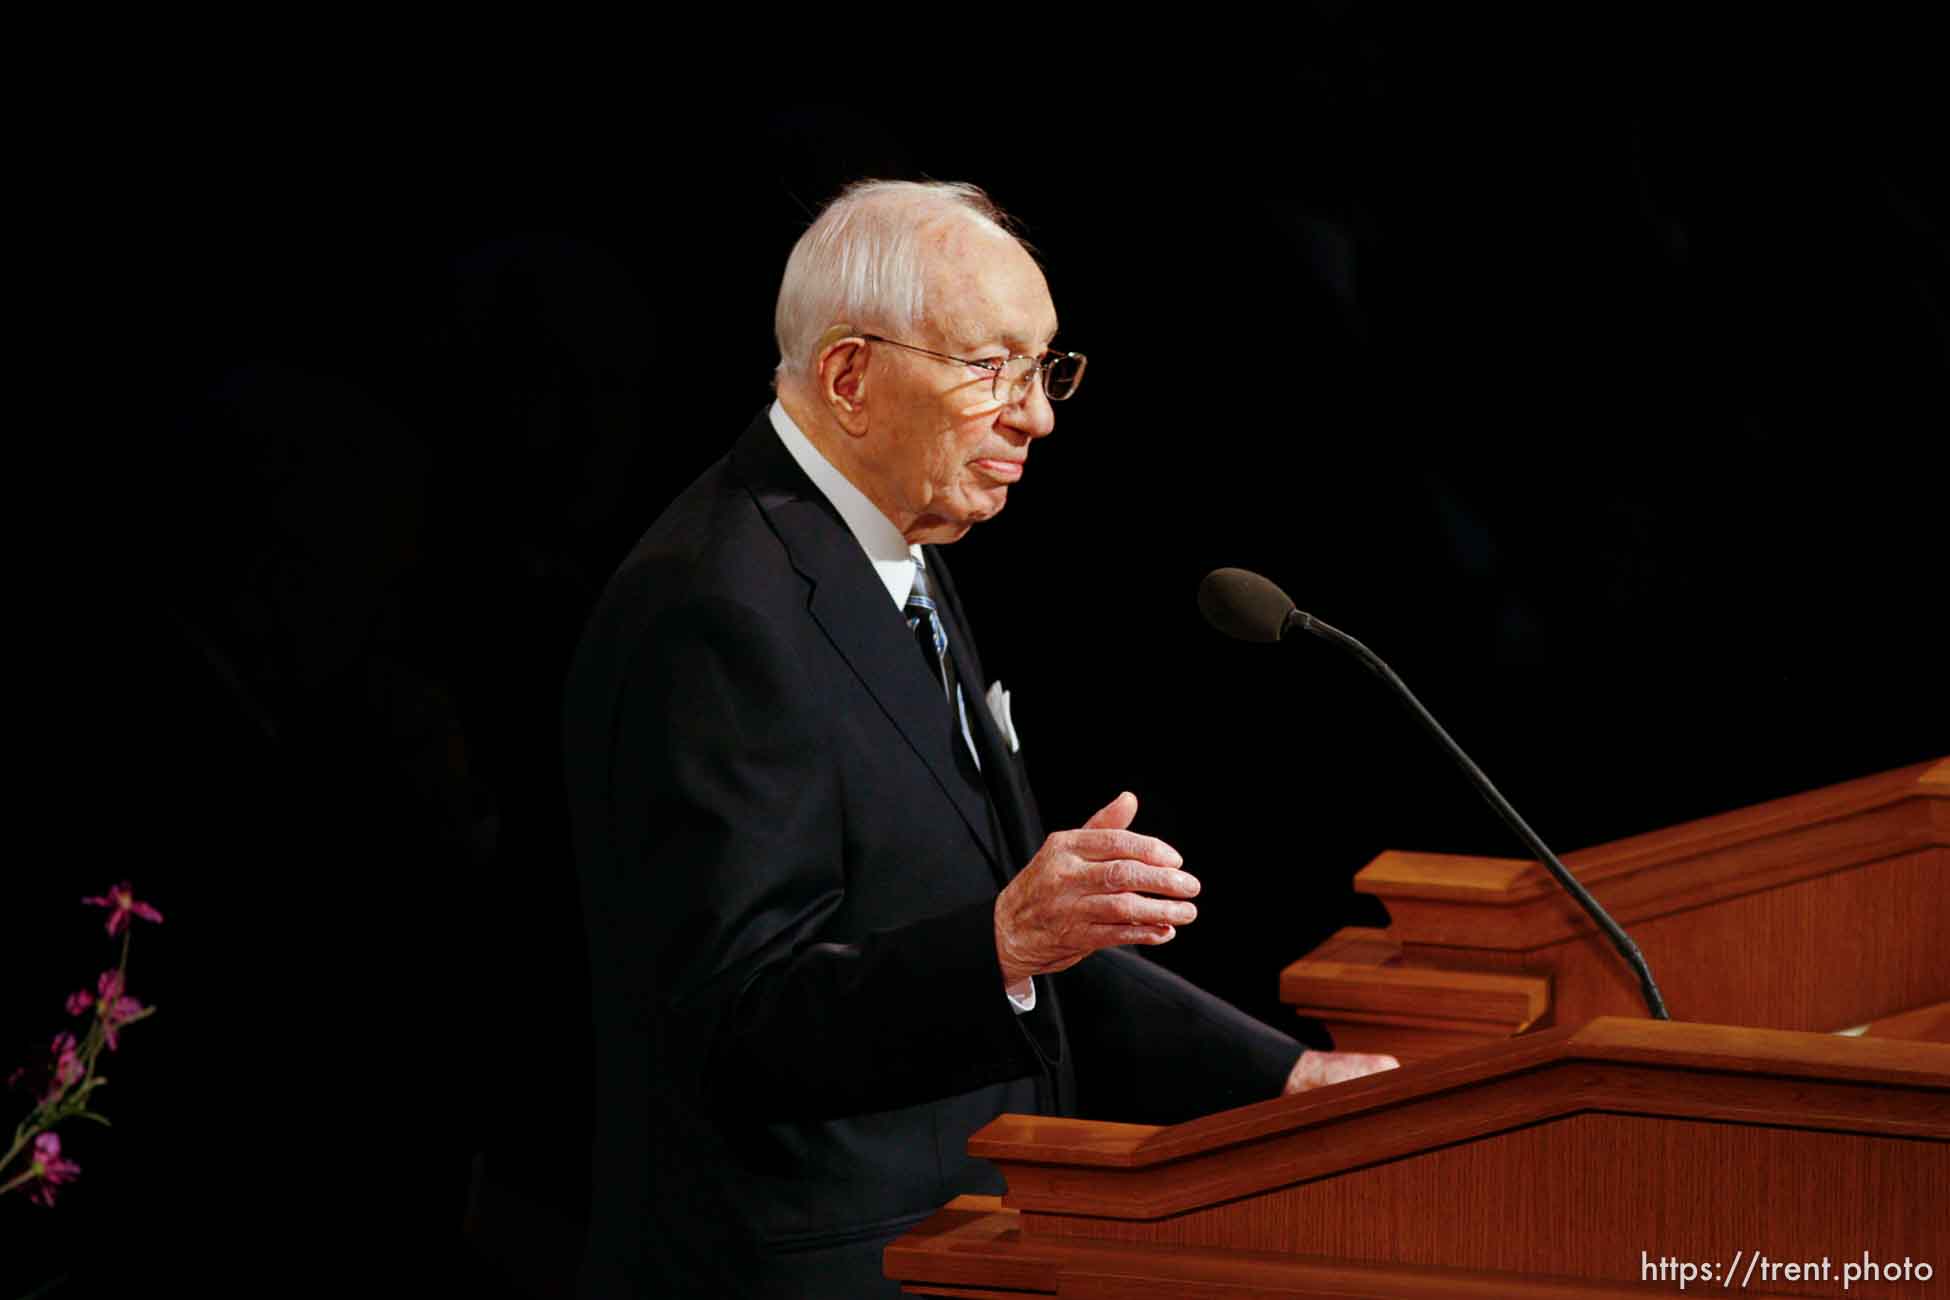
[564, 408, 1302, 1298]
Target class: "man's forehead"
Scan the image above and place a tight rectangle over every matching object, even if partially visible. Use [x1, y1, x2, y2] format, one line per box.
[923, 223, 1058, 350]
[939, 314, 1061, 353]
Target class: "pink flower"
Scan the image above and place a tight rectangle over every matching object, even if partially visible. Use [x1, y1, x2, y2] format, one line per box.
[65, 987, 94, 1016]
[80, 882, 164, 936]
[27, 1131, 81, 1207]
[91, 971, 146, 1052]
[42, 1032, 84, 1104]
[9, 1033, 86, 1105]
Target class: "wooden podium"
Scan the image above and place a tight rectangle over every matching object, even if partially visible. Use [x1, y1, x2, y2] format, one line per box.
[1279, 758, 1949, 1061]
[886, 761, 1950, 1297]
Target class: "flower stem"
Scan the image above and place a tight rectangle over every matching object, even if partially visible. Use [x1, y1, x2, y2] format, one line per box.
[5, 919, 151, 1200]
[0, 1135, 27, 1183]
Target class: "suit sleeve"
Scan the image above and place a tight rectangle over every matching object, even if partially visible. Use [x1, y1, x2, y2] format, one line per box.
[602, 592, 1046, 1121]
[1054, 947, 1301, 1125]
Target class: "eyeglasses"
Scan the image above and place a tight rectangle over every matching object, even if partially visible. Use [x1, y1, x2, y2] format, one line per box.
[859, 334, 1087, 405]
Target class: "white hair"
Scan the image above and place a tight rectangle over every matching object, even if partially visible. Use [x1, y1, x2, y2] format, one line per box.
[773, 179, 1026, 384]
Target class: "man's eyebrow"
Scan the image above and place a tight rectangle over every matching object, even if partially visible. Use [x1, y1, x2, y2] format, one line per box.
[942, 319, 989, 352]
[1002, 322, 1059, 351]
[948, 317, 1058, 353]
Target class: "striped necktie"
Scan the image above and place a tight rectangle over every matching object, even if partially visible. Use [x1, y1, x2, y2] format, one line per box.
[905, 562, 981, 771]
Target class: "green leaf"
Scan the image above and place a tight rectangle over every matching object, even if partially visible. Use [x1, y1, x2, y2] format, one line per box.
[74, 1111, 112, 1127]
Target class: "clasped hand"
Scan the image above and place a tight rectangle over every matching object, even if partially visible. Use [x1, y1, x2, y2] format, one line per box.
[993, 791, 1198, 991]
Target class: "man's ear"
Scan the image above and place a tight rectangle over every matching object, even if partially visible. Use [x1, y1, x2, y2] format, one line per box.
[816, 325, 872, 437]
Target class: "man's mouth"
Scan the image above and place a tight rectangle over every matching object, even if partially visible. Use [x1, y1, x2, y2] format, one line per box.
[972, 457, 1024, 482]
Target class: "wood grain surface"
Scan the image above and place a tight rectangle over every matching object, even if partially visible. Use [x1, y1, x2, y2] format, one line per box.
[891, 765, 1950, 1299]
[903, 1022, 1949, 1297]
[1281, 759, 1950, 1054]
[890, 1195, 1944, 1298]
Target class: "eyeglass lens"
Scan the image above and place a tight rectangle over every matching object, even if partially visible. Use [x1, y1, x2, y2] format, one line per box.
[999, 354, 1084, 403]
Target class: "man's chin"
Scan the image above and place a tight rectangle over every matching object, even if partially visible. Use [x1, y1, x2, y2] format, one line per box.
[908, 496, 1003, 545]
[910, 521, 972, 545]
[969, 483, 1010, 517]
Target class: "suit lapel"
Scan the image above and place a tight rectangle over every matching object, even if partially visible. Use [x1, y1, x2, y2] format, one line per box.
[924, 546, 1041, 875]
[730, 414, 1003, 877]
[927, 545, 1073, 1114]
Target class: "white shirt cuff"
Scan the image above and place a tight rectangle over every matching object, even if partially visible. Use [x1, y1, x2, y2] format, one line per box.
[1005, 978, 1036, 1014]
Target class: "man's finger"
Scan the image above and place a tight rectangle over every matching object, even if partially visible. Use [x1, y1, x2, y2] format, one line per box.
[1086, 857, 1198, 898]
[1284, 1050, 1401, 1095]
[1091, 924, 1175, 947]
[1067, 829, 1185, 872]
[1077, 893, 1197, 927]
[1082, 791, 1138, 831]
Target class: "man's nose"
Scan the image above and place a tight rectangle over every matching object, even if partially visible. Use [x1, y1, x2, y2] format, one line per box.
[1004, 375, 1057, 438]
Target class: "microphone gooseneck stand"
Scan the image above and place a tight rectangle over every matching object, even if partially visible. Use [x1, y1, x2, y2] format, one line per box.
[1284, 605, 1671, 1021]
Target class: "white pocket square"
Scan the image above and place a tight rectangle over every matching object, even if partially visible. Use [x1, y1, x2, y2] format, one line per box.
[985, 681, 1021, 753]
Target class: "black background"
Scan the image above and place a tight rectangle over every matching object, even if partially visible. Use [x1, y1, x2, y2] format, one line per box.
[5, 33, 1944, 1296]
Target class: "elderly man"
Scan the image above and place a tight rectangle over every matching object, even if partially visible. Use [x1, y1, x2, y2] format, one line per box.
[564, 180, 1395, 1298]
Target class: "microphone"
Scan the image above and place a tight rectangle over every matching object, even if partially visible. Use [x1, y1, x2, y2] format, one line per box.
[1197, 567, 1670, 1021]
